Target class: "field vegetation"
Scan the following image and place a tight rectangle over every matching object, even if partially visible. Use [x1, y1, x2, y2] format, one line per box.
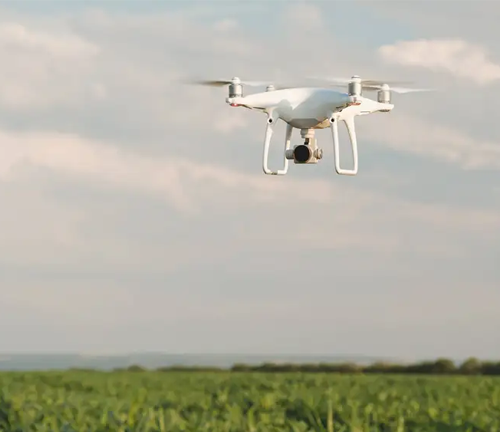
[0, 358, 499, 431]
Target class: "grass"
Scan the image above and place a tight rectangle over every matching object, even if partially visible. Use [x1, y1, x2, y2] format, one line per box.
[0, 370, 499, 431]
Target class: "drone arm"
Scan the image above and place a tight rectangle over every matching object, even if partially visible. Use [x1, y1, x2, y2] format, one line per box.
[262, 111, 291, 175]
[329, 113, 358, 176]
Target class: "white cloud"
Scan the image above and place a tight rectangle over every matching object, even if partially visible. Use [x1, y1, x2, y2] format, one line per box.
[1, 283, 135, 327]
[212, 18, 238, 32]
[358, 1, 500, 53]
[283, 2, 324, 30]
[0, 128, 342, 214]
[359, 112, 500, 170]
[0, 120, 496, 291]
[0, 21, 99, 57]
[0, 21, 100, 109]
[0, 9, 262, 146]
[378, 38, 500, 85]
[1, 126, 498, 248]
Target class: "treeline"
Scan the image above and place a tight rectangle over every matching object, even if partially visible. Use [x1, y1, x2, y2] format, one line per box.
[232, 358, 500, 375]
[115, 357, 500, 375]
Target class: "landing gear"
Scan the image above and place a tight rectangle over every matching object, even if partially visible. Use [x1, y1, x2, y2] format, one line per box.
[261, 114, 358, 176]
[329, 114, 358, 175]
[262, 114, 292, 175]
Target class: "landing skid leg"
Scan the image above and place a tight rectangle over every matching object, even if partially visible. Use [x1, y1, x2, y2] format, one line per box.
[330, 114, 358, 175]
[262, 119, 292, 175]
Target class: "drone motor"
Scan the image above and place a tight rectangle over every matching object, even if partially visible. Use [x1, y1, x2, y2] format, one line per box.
[228, 77, 243, 98]
[348, 75, 362, 97]
[377, 84, 392, 112]
[377, 84, 391, 104]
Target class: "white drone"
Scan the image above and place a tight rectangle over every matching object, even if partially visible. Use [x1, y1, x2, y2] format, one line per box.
[188, 75, 431, 176]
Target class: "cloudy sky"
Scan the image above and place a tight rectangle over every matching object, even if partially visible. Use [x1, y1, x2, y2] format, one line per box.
[0, 0, 498, 361]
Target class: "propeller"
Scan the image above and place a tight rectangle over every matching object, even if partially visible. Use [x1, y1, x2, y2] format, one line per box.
[308, 75, 412, 87]
[183, 77, 271, 87]
[364, 83, 435, 93]
[181, 76, 303, 90]
[307, 75, 434, 94]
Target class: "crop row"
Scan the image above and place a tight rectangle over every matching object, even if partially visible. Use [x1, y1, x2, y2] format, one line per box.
[0, 371, 498, 431]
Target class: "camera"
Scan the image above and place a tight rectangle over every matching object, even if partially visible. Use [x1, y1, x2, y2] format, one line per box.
[285, 138, 323, 164]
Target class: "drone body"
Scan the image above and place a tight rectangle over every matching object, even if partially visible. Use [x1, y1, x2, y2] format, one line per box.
[190, 75, 430, 176]
[227, 86, 393, 130]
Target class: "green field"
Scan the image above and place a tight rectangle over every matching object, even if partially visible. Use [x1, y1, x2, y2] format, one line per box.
[0, 371, 499, 431]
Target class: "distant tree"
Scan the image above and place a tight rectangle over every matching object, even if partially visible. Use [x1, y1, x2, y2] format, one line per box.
[480, 361, 500, 375]
[110, 358, 500, 376]
[231, 363, 251, 372]
[432, 358, 457, 374]
[156, 365, 223, 372]
[458, 357, 482, 375]
[404, 361, 435, 374]
[126, 364, 146, 372]
[364, 362, 405, 374]
[331, 363, 363, 373]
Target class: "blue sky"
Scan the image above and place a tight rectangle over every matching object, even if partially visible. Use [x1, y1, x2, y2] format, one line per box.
[0, 0, 498, 361]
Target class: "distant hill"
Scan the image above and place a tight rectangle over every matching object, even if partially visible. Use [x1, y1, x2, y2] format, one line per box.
[0, 353, 395, 371]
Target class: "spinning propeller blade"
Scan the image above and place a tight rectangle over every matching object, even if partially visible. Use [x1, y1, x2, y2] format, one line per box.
[307, 76, 435, 94]
[182, 78, 272, 87]
[180, 75, 305, 90]
[308, 76, 413, 87]
[362, 84, 436, 93]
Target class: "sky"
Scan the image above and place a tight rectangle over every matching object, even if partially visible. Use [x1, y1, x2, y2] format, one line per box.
[0, 0, 498, 362]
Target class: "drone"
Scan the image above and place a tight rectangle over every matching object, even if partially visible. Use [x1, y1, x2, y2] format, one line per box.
[187, 75, 432, 176]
